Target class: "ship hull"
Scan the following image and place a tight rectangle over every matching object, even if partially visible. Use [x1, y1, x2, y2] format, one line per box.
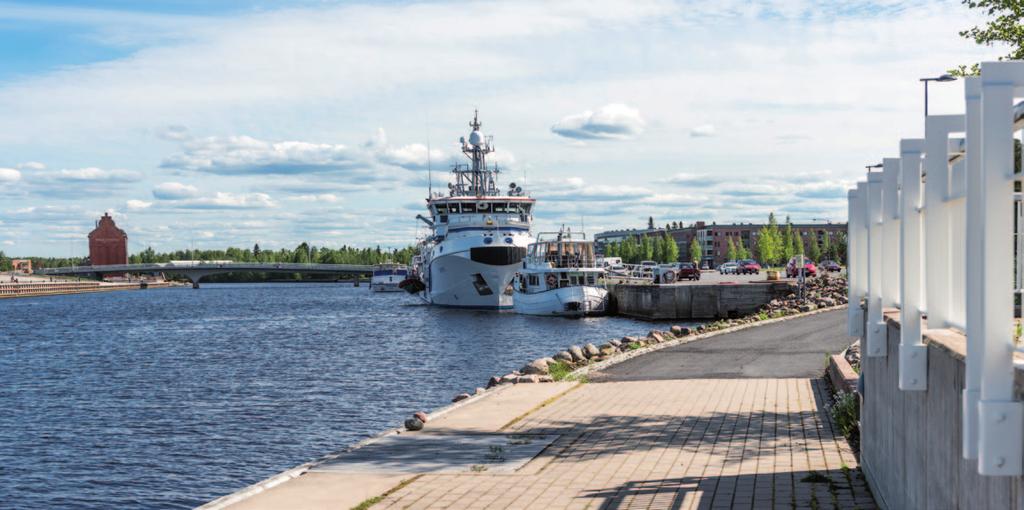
[426, 250, 521, 309]
[513, 286, 609, 317]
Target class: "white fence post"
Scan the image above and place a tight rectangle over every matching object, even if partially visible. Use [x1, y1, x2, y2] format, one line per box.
[977, 61, 1024, 476]
[899, 138, 926, 390]
[848, 184, 866, 337]
[882, 158, 902, 309]
[962, 76, 983, 460]
[866, 170, 887, 357]
[924, 114, 965, 331]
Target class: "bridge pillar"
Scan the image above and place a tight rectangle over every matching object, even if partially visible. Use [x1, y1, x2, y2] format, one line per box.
[182, 272, 203, 289]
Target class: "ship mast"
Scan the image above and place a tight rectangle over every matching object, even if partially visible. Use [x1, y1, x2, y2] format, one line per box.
[451, 110, 498, 197]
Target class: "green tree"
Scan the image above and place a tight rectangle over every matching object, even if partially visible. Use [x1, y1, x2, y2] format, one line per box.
[758, 212, 784, 266]
[662, 233, 680, 262]
[726, 237, 738, 262]
[737, 239, 750, 260]
[807, 233, 822, 262]
[604, 242, 618, 258]
[647, 216, 655, 229]
[652, 234, 664, 263]
[621, 236, 637, 263]
[0, 250, 9, 271]
[950, 0, 1024, 76]
[640, 235, 654, 261]
[821, 232, 833, 261]
[253, 243, 262, 262]
[689, 237, 702, 265]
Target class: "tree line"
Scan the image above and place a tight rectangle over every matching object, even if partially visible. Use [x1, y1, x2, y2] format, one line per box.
[1, 244, 417, 281]
[601, 232, 679, 264]
[597, 213, 847, 267]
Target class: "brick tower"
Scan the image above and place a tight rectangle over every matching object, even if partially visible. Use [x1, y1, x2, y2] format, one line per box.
[88, 213, 128, 266]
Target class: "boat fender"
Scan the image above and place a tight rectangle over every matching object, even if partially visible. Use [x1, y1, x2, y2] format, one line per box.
[662, 270, 676, 283]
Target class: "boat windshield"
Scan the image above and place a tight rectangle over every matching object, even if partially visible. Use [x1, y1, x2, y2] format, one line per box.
[528, 241, 595, 268]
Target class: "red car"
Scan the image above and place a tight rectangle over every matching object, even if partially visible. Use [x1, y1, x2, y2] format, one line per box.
[677, 262, 700, 281]
[738, 259, 761, 275]
[786, 257, 817, 278]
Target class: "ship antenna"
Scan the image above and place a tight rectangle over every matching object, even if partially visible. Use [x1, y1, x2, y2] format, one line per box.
[427, 139, 432, 197]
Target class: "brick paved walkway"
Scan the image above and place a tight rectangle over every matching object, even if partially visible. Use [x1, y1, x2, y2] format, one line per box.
[376, 378, 874, 510]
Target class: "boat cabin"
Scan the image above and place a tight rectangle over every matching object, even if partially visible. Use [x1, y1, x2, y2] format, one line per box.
[428, 197, 534, 232]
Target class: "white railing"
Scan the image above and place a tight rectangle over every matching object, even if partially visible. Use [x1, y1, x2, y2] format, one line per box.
[848, 61, 1024, 477]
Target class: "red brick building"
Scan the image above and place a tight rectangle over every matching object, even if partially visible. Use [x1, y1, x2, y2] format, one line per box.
[88, 213, 128, 266]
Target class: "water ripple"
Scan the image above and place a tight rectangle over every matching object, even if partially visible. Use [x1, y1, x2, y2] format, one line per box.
[0, 283, 670, 508]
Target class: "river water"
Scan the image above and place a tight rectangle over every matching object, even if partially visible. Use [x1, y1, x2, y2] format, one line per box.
[0, 283, 672, 509]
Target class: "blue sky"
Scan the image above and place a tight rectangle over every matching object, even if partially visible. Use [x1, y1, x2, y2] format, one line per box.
[0, 0, 997, 256]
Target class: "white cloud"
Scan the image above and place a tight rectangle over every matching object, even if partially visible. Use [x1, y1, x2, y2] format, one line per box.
[17, 161, 46, 170]
[126, 199, 153, 210]
[153, 182, 200, 200]
[550, 103, 645, 140]
[689, 124, 716, 138]
[286, 193, 339, 203]
[0, 168, 21, 182]
[161, 129, 444, 175]
[171, 192, 276, 210]
[56, 167, 141, 182]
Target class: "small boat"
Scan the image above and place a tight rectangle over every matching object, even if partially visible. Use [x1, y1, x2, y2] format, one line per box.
[513, 229, 609, 317]
[370, 263, 409, 292]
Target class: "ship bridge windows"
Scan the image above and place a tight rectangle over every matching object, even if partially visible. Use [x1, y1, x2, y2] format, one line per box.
[462, 203, 477, 213]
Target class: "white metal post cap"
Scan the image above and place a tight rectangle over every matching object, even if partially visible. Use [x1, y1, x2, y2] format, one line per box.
[900, 138, 924, 154]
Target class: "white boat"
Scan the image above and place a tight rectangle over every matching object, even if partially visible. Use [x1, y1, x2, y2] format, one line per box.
[512, 229, 609, 317]
[401, 111, 534, 309]
[370, 263, 408, 292]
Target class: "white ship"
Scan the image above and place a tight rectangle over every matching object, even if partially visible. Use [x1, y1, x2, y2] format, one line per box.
[401, 112, 534, 309]
[369, 263, 408, 292]
[513, 229, 609, 317]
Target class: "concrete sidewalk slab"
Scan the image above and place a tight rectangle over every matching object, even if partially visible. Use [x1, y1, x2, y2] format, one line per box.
[221, 382, 577, 510]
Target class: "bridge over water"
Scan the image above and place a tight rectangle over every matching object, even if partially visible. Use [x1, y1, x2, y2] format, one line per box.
[37, 262, 376, 288]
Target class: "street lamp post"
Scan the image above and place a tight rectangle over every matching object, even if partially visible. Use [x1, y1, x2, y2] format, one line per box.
[920, 74, 957, 117]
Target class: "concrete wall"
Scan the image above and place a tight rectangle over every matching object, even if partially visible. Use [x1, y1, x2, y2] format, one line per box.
[862, 317, 1024, 509]
[611, 281, 794, 320]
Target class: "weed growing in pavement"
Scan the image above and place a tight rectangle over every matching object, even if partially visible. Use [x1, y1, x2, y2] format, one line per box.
[829, 390, 860, 444]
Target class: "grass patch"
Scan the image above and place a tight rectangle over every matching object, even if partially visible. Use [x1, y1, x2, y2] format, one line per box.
[548, 361, 573, 381]
[350, 476, 421, 510]
[626, 342, 642, 350]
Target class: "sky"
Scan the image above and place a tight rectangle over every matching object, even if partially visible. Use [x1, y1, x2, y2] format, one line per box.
[0, 0, 1000, 257]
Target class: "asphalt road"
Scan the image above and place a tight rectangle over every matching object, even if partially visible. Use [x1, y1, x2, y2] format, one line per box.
[592, 308, 854, 381]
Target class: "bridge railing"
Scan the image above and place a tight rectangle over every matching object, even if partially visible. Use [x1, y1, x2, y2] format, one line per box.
[37, 262, 376, 275]
[848, 61, 1024, 477]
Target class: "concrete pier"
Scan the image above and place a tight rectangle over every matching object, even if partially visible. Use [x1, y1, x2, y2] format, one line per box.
[611, 281, 796, 320]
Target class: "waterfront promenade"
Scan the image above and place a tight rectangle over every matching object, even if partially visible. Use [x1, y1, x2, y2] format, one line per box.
[212, 310, 874, 509]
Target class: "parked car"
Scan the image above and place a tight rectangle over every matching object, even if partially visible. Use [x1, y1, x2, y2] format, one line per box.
[820, 260, 841, 272]
[678, 262, 701, 281]
[719, 261, 739, 274]
[737, 259, 761, 275]
[786, 256, 817, 278]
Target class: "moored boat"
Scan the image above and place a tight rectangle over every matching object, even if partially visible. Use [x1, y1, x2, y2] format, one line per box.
[370, 263, 408, 292]
[402, 111, 535, 309]
[513, 229, 608, 317]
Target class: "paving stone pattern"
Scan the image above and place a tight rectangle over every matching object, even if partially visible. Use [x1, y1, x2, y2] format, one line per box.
[374, 378, 875, 509]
